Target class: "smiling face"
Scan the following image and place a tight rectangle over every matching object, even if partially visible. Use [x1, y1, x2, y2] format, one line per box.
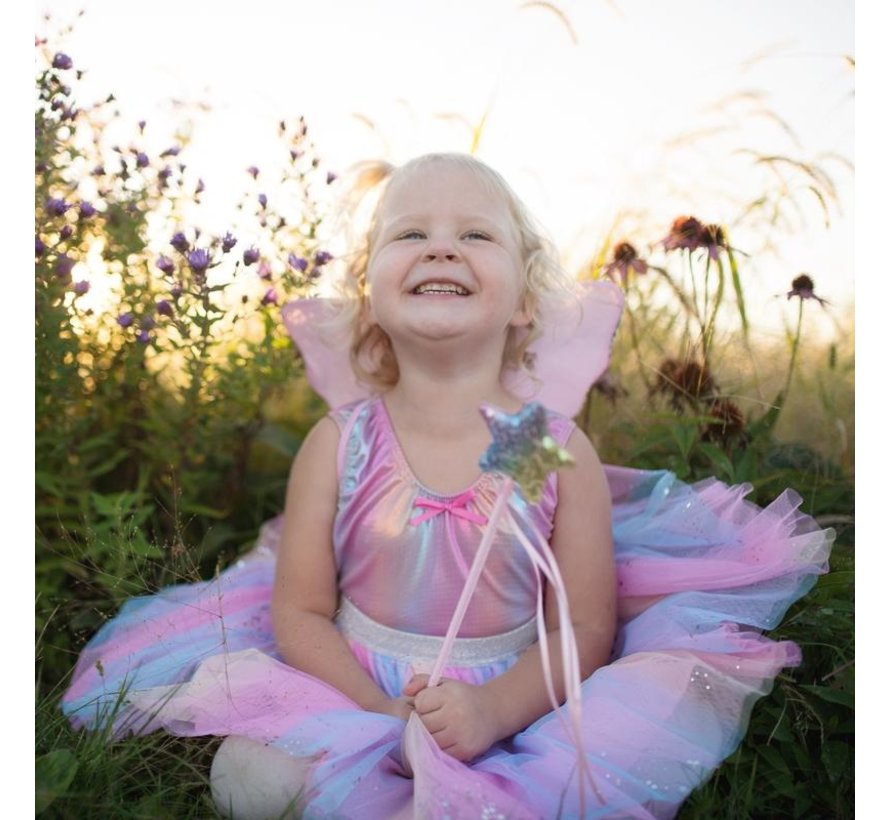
[365, 161, 531, 355]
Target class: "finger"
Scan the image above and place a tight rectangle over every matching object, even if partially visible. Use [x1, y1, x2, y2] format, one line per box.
[418, 710, 449, 735]
[402, 674, 430, 696]
[414, 687, 445, 715]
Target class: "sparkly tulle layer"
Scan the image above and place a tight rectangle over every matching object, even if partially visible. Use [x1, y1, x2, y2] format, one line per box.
[62, 466, 832, 819]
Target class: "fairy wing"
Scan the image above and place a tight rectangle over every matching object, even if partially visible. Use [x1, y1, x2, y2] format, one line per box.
[281, 280, 623, 416]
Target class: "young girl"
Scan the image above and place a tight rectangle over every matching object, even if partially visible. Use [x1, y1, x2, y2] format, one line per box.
[63, 154, 832, 819]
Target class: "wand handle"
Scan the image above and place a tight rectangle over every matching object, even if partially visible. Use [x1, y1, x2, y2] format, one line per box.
[427, 478, 514, 687]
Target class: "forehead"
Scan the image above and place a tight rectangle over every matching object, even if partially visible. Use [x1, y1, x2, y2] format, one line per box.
[378, 163, 512, 224]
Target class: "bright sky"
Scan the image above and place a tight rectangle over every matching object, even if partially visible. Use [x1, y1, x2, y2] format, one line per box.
[35, 0, 854, 332]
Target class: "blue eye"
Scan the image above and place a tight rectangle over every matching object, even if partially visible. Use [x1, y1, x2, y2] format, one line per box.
[397, 230, 425, 240]
[463, 230, 492, 241]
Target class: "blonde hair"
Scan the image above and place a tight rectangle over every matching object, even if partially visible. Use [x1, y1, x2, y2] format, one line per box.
[330, 153, 575, 391]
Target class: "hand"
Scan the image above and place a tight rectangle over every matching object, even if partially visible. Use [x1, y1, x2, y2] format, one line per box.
[366, 695, 414, 722]
[403, 674, 500, 761]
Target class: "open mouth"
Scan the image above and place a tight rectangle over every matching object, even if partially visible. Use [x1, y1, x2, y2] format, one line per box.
[411, 282, 470, 296]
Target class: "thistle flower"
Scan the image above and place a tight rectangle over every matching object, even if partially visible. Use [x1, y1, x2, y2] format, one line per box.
[314, 250, 333, 266]
[156, 299, 174, 317]
[653, 358, 716, 409]
[221, 232, 237, 253]
[78, 201, 97, 219]
[787, 274, 828, 307]
[45, 197, 69, 217]
[247, 166, 260, 179]
[288, 253, 308, 272]
[135, 152, 149, 169]
[156, 255, 175, 276]
[603, 241, 648, 286]
[258, 193, 267, 209]
[261, 288, 279, 306]
[171, 232, 190, 252]
[73, 280, 91, 296]
[187, 248, 211, 275]
[52, 53, 73, 70]
[702, 398, 746, 444]
[117, 312, 135, 328]
[243, 247, 260, 266]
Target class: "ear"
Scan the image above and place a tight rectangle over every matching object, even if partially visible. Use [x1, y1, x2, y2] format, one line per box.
[509, 290, 534, 328]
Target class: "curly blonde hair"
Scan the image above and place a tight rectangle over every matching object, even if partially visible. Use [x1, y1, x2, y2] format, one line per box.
[329, 153, 576, 391]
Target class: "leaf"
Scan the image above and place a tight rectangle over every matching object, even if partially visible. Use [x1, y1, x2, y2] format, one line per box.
[820, 740, 851, 783]
[255, 422, 302, 458]
[35, 749, 79, 813]
[800, 684, 854, 709]
[699, 442, 735, 482]
[815, 571, 854, 592]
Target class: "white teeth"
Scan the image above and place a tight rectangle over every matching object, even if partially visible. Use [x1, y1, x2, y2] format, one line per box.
[413, 282, 469, 295]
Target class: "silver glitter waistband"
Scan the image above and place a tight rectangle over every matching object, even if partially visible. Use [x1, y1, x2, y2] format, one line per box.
[335, 597, 537, 666]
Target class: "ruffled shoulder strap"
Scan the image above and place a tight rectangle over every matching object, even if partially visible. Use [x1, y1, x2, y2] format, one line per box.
[281, 280, 623, 418]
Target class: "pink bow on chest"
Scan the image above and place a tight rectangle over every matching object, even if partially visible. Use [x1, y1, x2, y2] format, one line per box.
[409, 489, 488, 527]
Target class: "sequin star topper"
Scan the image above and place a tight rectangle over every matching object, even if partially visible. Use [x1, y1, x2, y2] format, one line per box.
[479, 403, 574, 502]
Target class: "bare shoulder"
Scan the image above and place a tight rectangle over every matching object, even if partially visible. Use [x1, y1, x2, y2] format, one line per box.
[560, 427, 609, 500]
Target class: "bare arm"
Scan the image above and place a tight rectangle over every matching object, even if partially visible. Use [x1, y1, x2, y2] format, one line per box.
[407, 428, 616, 758]
[271, 417, 412, 720]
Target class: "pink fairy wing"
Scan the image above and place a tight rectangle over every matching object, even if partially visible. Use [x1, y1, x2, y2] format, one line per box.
[280, 298, 371, 408]
[503, 280, 624, 417]
[281, 280, 623, 415]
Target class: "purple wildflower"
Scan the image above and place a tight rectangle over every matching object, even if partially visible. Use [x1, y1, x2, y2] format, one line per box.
[73, 280, 90, 296]
[288, 253, 308, 272]
[243, 247, 260, 266]
[261, 288, 279, 306]
[156, 255, 175, 276]
[54, 254, 75, 282]
[60, 225, 73, 240]
[187, 248, 211, 274]
[158, 166, 173, 183]
[247, 166, 260, 179]
[136, 330, 151, 344]
[78, 201, 97, 219]
[221, 232, 237, 253]
[195, 178, 205, 195]
[117, 312, 135, 328]
[603, 241, 648, 286]
[170, 284, 183, 299]
[92, 164, 105, 176]
[257, 261, 272, 280]
[135, 152, 150, 169]
[171, 232, 190, 253]
[290, 149, 303, 162]
[258, 193, 267, 209]
[138, 120, 146, 133]
[660, 217, 706, 252]
[787, 274, 829, 307]
[35, 237, 45, 258]
[314, 250, 333, 266]
[52, 53, 73, 70]
[161, 146, 181, 158]
[140, 315, 156, 330]
[326, 171, 337, 185]
[156, 299, 174, 317]
[46, 197, 69, 217]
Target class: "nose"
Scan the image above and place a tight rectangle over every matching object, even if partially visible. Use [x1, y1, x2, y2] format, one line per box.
[422, 238, 460, 263]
